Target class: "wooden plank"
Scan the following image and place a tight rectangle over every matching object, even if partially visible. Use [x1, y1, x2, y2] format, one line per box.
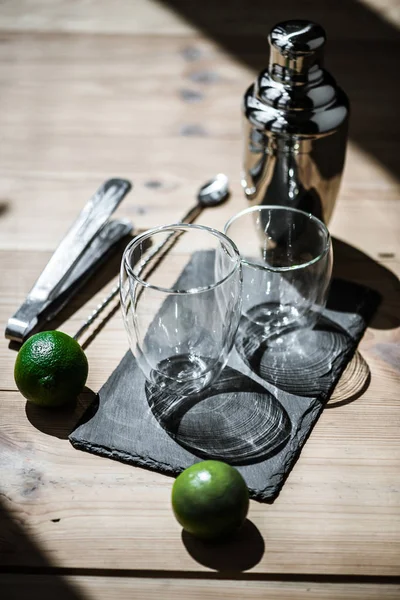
[0, 0, 399, 37]
[1, 574, 400, 600]
[0, 32, 398, 252]
[1, 242, 399, 390]
[0, 0, 399, 585]
[1, 336, 399, 575]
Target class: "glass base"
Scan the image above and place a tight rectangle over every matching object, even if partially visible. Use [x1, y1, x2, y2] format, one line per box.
[243, 302, 308, 337]
[148, 354, 219, 396]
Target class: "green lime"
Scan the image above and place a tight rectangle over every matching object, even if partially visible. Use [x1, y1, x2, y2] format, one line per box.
[14, 330, 88, 408]
[171, 460, 249, 541]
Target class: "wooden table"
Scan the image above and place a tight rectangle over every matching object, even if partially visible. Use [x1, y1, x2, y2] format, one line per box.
[1, 1, 399, 598]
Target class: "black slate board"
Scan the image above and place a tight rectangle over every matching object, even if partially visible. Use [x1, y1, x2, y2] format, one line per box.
[69, 251, 380, 501]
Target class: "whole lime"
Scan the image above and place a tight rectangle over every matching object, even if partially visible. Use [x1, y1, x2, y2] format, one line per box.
[14, 330, 88, 408]
[171, 460, 249, 541]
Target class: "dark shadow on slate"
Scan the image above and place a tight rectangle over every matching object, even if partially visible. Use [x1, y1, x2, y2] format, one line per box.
[181, 519, 265, 572]
[26, 387, 98, 440]
[234, 295, 370, 399]
[145, 365, 291, 466]
[69, 250, 381, 502]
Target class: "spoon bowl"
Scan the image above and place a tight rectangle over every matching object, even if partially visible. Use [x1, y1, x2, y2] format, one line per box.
[197, 173, 230, 208]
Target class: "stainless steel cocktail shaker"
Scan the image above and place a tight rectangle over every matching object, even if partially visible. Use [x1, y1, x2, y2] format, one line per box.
[242, 20, 350, 223]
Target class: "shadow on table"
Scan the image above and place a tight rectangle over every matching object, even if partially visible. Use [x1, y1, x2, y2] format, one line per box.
[182, 519, 265, 572]
[0, 493, 265, 581]
[24, 232, 397, 444]
[331, 238, 399, 330]
[0, 498, 85, 600]
[0, 199, 9, 217]
[323, 236, 399, 406]
[162, 0, 400, 179]
[25, 387, 99, 440]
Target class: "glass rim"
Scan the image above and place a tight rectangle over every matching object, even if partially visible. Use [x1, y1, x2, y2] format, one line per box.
[122, 222, 241, 295]
[224, 205, 331, 272]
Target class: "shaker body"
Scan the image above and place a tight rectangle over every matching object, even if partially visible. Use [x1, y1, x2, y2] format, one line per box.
[242, 21, 350, 224]
[242, 112, 349, 223]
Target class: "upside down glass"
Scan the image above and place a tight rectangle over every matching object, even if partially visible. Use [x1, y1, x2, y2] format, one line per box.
[120, 224, 242, 396]
[224, 206, 333, 339]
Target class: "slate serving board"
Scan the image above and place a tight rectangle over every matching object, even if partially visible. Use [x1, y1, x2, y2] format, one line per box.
[70, 251, 380, 501]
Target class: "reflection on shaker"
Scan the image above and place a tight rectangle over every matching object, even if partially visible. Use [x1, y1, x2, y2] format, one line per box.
[242, 20, 350, 224]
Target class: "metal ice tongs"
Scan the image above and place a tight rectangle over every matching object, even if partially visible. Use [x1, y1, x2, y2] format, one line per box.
[5, 178, 133, 343]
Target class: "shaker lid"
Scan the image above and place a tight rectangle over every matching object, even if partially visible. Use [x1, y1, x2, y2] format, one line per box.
[269, 20, 326, 81]
[244, 19, 349, 135]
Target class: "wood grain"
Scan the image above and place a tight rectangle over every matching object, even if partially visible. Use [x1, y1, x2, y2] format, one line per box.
[1, 344, 399, 575]
[0, 0, 399, 596]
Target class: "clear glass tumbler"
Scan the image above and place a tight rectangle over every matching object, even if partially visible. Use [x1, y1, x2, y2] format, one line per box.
[224, 206, 333, 338]
[120, 224, 242, 396]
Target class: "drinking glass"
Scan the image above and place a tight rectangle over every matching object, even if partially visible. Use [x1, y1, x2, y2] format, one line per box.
[120, 223, 242, 396]
[224, 206, 332, 338]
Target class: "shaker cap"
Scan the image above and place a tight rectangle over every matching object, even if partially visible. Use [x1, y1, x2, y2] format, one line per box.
[269, 20, 326, 81]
